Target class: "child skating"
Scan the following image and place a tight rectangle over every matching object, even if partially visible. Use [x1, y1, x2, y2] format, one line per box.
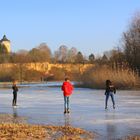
[105, 80, 116, 109]
[12, 80, 18, 107]
[61, 78, 74, 114]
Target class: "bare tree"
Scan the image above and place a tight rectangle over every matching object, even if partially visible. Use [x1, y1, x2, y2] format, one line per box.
[89, 53, 95, 63]
[67, 47, 77, 63]
[37, 43, 52, 61]
[54, 45, 68, 63]
[28, 43, 52, 62]
[75, 51, 84, 63]
[123, 12, 140, 73]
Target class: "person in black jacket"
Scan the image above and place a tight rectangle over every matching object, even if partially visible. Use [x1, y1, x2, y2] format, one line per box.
[12, 80, 18, 106]
[105, 80, 116, 109]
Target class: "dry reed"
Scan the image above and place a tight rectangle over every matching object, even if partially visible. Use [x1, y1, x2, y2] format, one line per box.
[80, 65, 140, 89]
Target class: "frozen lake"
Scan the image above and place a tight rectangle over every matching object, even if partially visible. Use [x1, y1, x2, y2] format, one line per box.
[0, 82, 140, 140]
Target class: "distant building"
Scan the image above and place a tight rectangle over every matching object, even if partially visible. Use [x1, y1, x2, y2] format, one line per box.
[0, 35, 11, 53]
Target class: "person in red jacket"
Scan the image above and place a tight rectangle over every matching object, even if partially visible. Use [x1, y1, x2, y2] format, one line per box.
[61, 77, 74, 114]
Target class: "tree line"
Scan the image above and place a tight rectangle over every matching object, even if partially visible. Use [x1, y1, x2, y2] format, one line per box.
[0, 43, 95, 64]
[0, 12, 140, 76]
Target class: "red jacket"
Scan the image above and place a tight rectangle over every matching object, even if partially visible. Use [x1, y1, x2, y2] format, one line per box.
[61, 81, 74, 96]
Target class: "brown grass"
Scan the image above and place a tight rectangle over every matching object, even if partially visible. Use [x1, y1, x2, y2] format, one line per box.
[122, 136, 140, 140]
[79, 65, 140, 89]
[0, 123, 93, 140]
[0, 114, 93, 140]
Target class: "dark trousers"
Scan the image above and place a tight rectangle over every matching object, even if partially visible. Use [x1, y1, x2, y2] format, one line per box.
[13, 92, 17, 106]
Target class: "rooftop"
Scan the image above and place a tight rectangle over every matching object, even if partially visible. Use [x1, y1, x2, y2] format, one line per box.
[0, 35, 10, 42]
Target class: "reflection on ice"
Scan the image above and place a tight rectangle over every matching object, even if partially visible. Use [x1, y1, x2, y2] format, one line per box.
[91, 118, 140, 124]
[0, 85, 140, 140]
[13, 107, 18, 118]
[64, 114, 70, 126]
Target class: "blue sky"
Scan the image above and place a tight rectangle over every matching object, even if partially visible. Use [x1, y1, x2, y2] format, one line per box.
[0, 0, 140, 56]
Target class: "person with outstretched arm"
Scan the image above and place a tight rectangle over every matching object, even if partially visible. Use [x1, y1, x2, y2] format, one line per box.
[12, 80, 18, 107]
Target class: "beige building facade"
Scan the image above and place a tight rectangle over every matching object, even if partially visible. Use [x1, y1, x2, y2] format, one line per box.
[0, 35, 11, 53]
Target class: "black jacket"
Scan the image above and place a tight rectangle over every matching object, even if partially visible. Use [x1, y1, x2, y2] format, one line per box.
[12, 85, 18, 93]
[105, 85, 116, 95]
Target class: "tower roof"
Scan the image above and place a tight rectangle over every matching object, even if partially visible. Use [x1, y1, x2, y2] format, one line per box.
[0, 35, 10, 42]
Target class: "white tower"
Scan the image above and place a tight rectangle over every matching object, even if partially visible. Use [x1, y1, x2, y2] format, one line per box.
[0, 35, 11, 53]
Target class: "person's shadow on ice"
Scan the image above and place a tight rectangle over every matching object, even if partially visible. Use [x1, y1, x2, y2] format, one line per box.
[64, 114, 70, 127]
[105, 111, 117, 140]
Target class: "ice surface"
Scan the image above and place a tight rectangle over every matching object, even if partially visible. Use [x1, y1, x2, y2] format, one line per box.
[0, 82, 140, 140]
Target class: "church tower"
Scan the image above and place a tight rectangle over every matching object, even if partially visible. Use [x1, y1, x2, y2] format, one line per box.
[0, 35, 11, 53]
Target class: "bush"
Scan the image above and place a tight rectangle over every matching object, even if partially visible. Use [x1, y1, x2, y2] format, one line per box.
[0, 65, 43, 82]
[48, 67, 66, 81]
[0, 69, 13, 81]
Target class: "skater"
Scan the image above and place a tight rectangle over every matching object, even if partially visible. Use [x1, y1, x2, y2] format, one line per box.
[12, 80, 18, 107]
[105, 80, 116, 109]
[61, 77, 74, 114]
